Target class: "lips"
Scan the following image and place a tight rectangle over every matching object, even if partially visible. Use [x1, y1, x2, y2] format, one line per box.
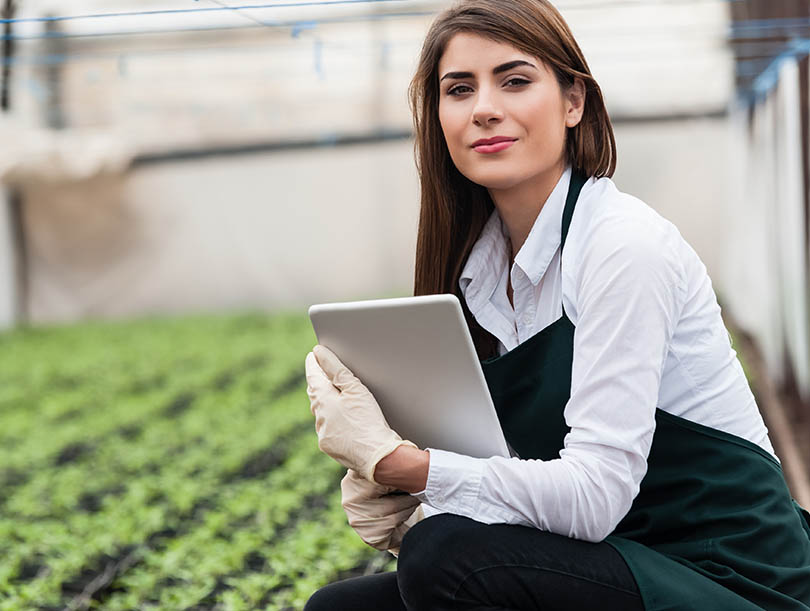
[472, 136, 517, 148]
[472, 137, 517, 154]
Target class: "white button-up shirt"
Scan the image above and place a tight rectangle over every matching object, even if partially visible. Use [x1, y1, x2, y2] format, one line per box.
[413, 165, 776, 542]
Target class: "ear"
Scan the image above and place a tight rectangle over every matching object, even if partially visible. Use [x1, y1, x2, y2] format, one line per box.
[564, 77, 586, 128]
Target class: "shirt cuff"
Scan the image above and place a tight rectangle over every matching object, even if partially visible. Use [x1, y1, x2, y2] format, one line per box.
[410, 448, 485, 516]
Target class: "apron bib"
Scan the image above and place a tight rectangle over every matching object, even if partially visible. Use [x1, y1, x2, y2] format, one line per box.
[480, 170, 810, 610]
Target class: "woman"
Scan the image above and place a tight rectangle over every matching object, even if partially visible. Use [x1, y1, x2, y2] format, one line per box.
[304, 0, 810, 609]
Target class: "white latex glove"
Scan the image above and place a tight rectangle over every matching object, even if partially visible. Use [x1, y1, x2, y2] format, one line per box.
[305, 344, 418, 484]
[341, 468, 425, 557]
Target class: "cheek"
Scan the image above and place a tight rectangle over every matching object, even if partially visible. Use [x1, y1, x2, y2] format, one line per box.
[438, 106, 449, 139]
[517, 98, 567, 154]
[438, 104, 467, 159]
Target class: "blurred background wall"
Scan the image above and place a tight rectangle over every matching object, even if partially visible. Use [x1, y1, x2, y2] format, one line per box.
[1, 0, 808, 402]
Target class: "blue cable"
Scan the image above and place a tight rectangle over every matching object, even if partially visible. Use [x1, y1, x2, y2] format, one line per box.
[728, 17, 810, 39]
[0, 0, 752, 27]
[734, 38, 809, 103]
[2, 12, 806, 42]
[730, 16, 810, 31]
[0, 0, 408, 25]
[0, 34, 424, 67]
[0, 10, 433, 42]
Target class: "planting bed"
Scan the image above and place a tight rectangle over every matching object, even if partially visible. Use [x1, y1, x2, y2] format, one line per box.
[0, 312, 395, 610]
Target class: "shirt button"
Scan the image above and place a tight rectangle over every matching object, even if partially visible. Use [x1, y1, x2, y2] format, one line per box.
[522, 315, 533, 325]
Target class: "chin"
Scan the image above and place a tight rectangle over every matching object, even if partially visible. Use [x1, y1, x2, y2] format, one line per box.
[464, 169, 524, 191]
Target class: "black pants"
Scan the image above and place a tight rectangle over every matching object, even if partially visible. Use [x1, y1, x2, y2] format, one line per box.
[304, 513, 644, 611]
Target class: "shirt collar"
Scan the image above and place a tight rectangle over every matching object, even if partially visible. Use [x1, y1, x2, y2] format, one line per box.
[514, 165, 571, 285]
[459, 165, 572, 310]
[459, 208, 510, 313]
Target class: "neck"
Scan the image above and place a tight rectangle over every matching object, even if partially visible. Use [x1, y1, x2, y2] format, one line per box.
[488, 159, 566, 265]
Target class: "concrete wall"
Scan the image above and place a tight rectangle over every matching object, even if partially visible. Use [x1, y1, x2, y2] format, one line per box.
[0, 188, 17, 327]
[20, 116, 736, 323]
[723, 57, 810, 398]
[21, 139, 420, 322]
[611, 116, 733, 286]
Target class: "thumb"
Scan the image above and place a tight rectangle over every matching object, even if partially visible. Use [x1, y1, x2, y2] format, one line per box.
[305, 351, 335, 395]
[313, 344, 359, 391]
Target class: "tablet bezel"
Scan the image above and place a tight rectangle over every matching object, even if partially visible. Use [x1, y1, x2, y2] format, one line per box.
[308, 294, 510, 459]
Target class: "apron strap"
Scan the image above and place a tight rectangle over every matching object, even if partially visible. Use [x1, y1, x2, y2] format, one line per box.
[560, 168, 588, 252]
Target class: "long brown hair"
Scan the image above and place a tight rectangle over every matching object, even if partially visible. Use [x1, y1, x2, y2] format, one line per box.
[409, 0, 616, 360]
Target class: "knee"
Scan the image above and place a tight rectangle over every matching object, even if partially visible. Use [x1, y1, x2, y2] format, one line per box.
[397, 513, 480, 608]
[303, 584, 332, 611]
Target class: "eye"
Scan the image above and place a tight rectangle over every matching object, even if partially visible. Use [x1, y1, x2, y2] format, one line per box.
[447, 84, 473, 96]
[505, 77, 530, 87]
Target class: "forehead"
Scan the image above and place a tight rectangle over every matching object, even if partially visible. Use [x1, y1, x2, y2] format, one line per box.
[438, 31, 541, 74]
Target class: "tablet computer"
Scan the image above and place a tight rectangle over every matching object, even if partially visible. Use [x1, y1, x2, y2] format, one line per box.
[308, 294, 511, 459]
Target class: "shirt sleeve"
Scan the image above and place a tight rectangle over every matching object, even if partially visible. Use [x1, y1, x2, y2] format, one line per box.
[413, 214, 687, 542]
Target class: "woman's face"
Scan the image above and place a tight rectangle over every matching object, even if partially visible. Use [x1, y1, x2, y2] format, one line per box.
[437, 32, 583, 191]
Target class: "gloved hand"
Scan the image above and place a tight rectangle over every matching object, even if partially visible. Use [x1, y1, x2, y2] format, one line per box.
[305, 344, 418, 484]
[341, 468, 425, 557]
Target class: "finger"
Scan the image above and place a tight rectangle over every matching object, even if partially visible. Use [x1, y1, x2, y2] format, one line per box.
[313, 344, 359, 391]
[305, 352, 337, 398]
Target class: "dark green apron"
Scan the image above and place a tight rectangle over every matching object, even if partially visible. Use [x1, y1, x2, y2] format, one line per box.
[479, 169, 810, 610]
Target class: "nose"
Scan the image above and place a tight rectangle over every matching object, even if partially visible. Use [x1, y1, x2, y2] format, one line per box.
[472, 87, 504, 126]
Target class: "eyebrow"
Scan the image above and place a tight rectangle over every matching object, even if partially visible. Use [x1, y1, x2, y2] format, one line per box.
[439, 60, 537, 82]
